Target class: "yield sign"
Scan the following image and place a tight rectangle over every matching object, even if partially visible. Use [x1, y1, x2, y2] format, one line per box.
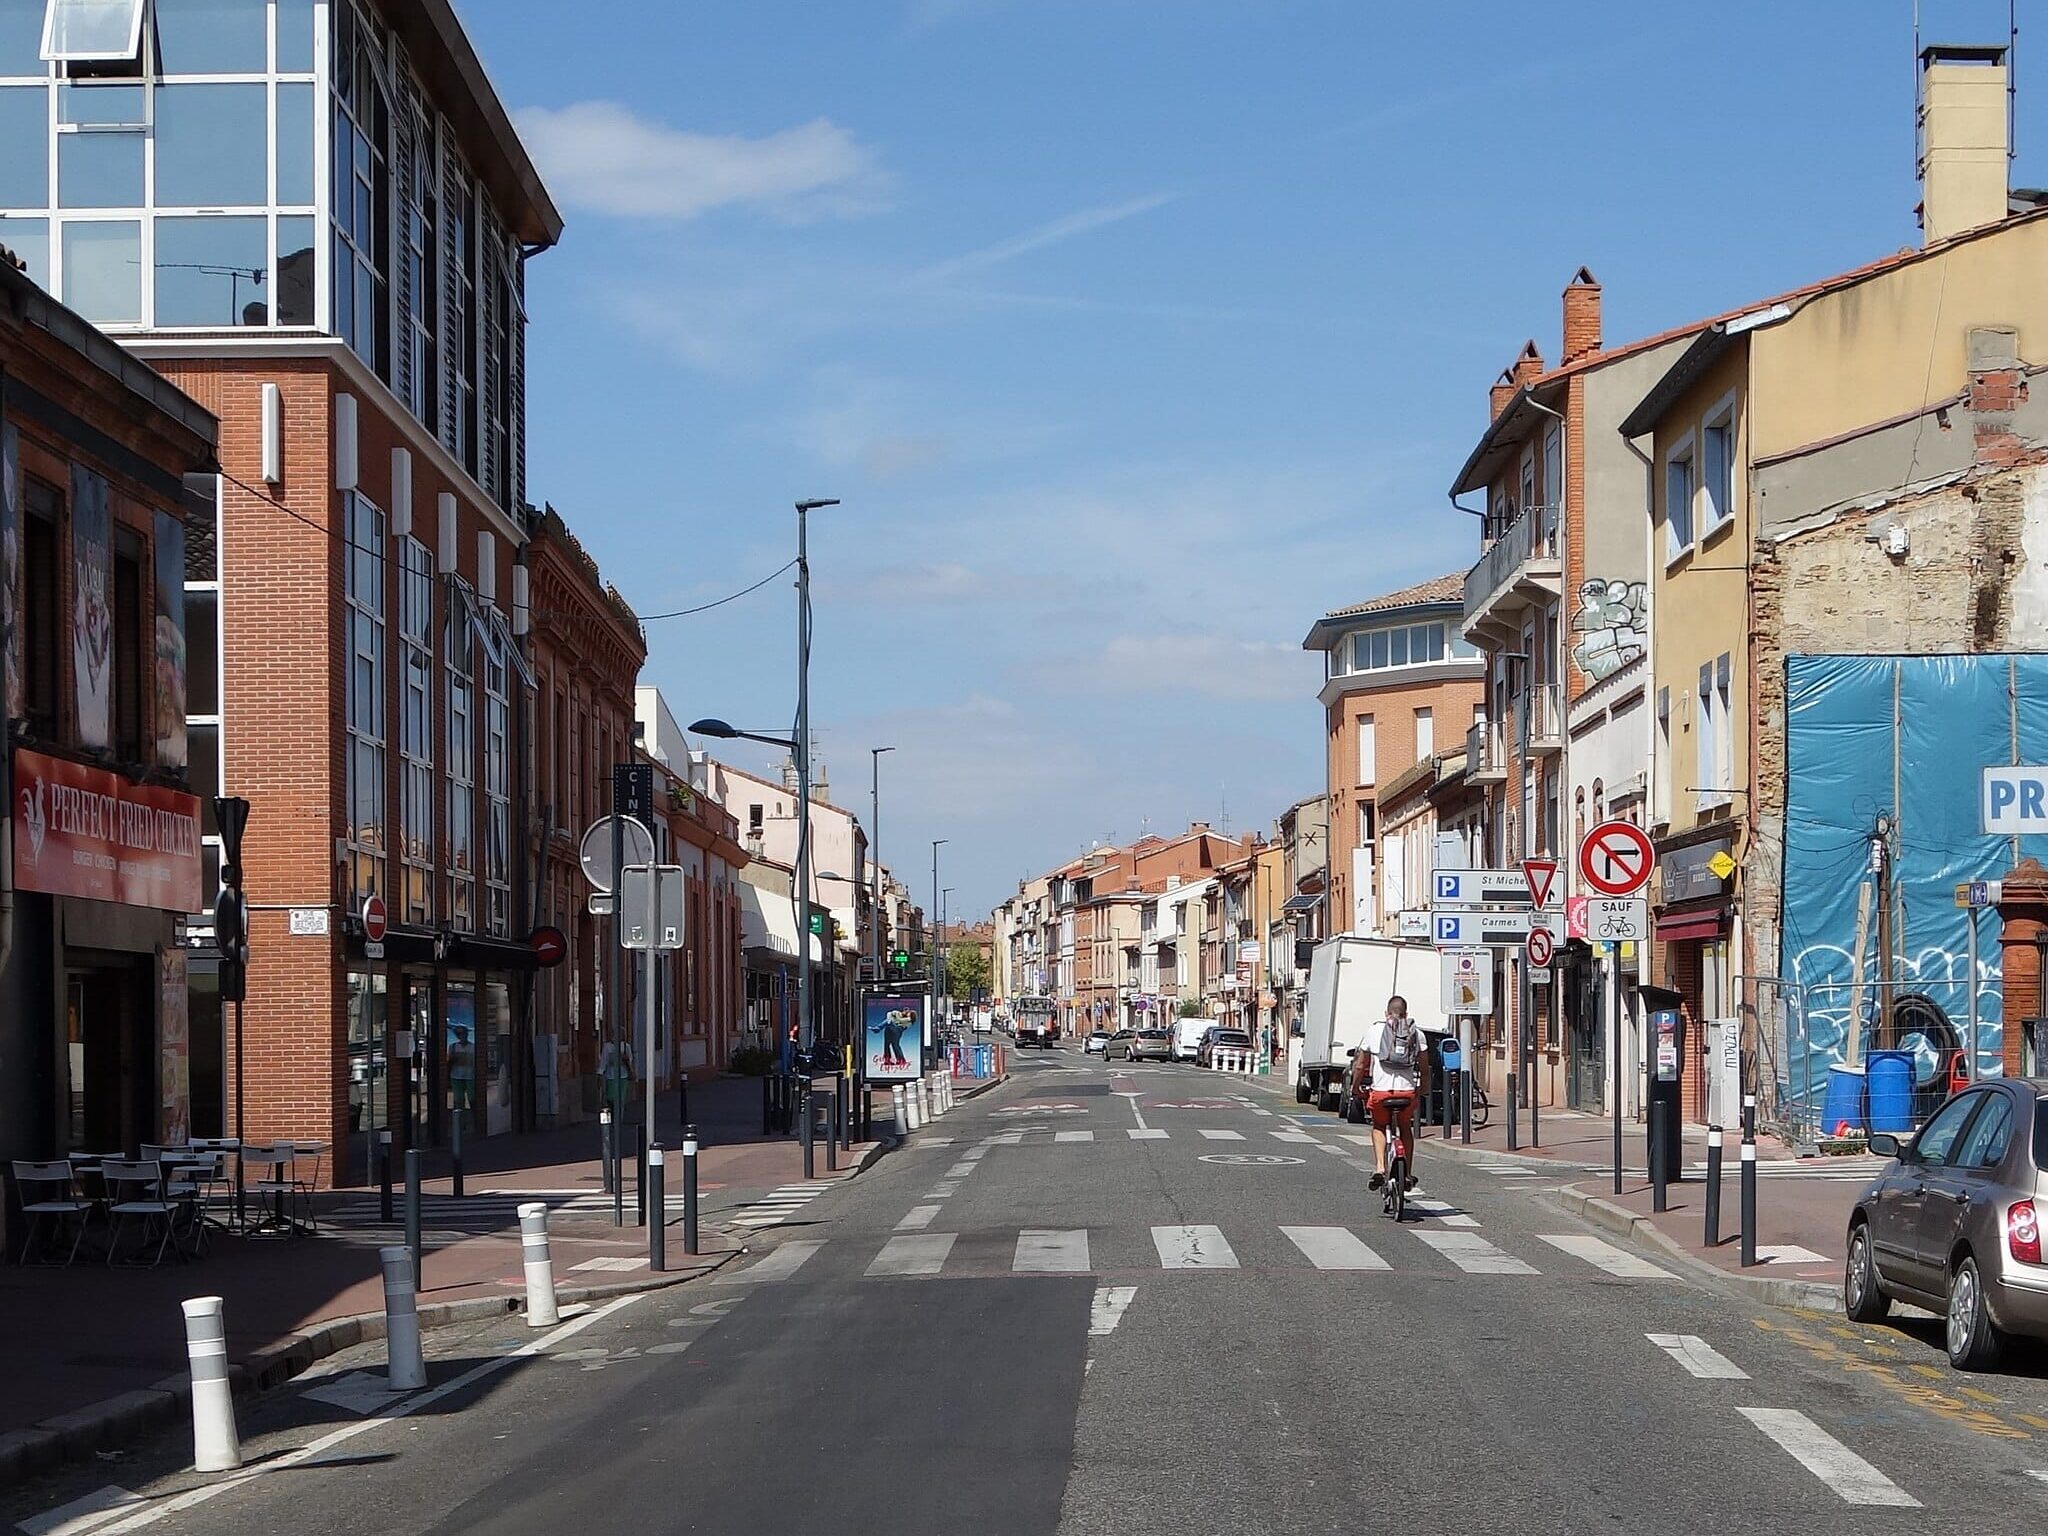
[1522, 858, 1557, 908]
[1578, 819, 1656, 898]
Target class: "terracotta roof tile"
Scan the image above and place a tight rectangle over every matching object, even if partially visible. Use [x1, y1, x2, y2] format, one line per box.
[1322, 572, 1466, 620]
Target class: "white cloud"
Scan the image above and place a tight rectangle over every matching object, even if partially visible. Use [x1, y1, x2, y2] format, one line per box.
[1024, 632, 1314, 703]
[516, 103, 890, 222]
[914, 192, 1178, 283]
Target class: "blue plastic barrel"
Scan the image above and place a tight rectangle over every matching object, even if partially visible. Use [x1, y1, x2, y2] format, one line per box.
[1867, 1050, 1915, 1133]
[1822, 1064, 1867, 1135]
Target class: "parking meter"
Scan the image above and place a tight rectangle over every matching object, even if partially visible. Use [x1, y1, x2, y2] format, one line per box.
[1647, 1006, 1685, 1175]
[1438, 1036, 1463, 1130]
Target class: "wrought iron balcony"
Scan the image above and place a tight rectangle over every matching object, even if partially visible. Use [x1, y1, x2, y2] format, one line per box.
[1466, 719, 1507, 783]
[1463, 502, 1563, 648]
[1523, 682, 1562, 755]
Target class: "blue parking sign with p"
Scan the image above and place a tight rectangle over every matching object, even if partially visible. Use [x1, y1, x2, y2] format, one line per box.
[1436, 873, 1458, 900]
[1435, 914, 1459, 942]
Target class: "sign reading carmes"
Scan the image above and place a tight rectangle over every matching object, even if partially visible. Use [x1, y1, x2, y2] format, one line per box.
[13, 747, 203, 912]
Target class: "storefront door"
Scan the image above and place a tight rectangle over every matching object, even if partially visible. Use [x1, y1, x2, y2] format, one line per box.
[62, 959, 150, 1154]
[1566, 950, 1604, 1111]
[405, 971, 437, 1148]
[346, 969, 387, 1183]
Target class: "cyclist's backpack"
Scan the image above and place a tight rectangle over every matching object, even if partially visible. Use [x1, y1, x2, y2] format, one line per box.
[1379, 1021, 1418, 1073]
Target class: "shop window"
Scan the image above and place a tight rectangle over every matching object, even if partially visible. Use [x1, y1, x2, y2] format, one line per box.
[21, 479, 59, 735]
[111, 524, 142, 759]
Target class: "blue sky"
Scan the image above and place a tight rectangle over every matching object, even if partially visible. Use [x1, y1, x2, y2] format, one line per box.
[468, 0, 2032, 920]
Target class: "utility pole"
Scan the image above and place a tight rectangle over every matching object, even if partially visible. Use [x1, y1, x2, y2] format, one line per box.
[871, 746, 894, 976]
[794, 498, 837, 1054]
[1873, 815, 1894, 1049]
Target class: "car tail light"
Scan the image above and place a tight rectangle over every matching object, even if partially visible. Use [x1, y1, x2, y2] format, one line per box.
[2009, 1200, 2042, 1266]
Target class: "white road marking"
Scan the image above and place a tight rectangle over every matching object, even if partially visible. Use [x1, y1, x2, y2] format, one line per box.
[569, 1256, 646, 1272]
[1198, 1129, 1245, 1141]
[1054, 1130, 1094, 1143]
[1013, 1228, 1091, 1273]
[946, 1162, 977, 1178]
[1247, 1107, 1274, 1117]
[299, 1371, 409, 1416]
[1090, 1284, 1138, 1336]
[924, 1185, 959, 1199]
[1127, 1128, 1169, 1140]
[1280, 1225, 1390, 1271]
[1317, 1143, 1348, 1156]
[1415, 1232, 1536, 1274]
[1406, 1200, 1479, 1229]
[96, 1295, 644, 1533]
[866, 1233, 958, 1276]
[1119, 1090, 1152, 1133]
[721, 1240, 824, 1283]
[1644, 1333, 1748, 1379]
[896, 1204, 941, 1231]
[1737, 1407, 1919, 1507]
[1754, 1244, 1830, 1265]
[1152, 1224, 1240, 1269]
[959, 1147, 986, 1161]
[1271, 1130, 1317, 1143]
[916, 1138, 955, 1147]
[19, 1484, 144, 1536]
[1340, 1134, 1376, 1146]
[1540, 1234, 1675, 1279]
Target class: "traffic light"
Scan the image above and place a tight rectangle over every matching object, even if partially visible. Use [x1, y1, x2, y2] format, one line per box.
[891, 948, 909, 970]
[214, 878, 248, 1003]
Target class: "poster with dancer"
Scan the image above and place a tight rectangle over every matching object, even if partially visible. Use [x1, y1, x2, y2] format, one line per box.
[70, 464, 111, 750]
[863, 993, 925, 1084]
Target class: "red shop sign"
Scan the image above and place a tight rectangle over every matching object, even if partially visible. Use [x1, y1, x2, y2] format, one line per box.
[13, 747, 204, 912]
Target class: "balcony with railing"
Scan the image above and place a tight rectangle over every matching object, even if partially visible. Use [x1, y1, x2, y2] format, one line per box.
[1462, 502, 1563, 649]
[1466, 719, 1507, 783]
[1522, 682, 1562, 755]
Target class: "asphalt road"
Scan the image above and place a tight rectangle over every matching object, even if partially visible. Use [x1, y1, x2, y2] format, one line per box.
[16, 1048, 2048, 1534]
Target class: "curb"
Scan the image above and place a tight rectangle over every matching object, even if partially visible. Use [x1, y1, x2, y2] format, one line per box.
[0, 1249, 738, 1490]
[1548, 1184, 1839, 1312]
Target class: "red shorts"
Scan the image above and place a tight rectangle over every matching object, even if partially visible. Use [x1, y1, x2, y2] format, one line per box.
[1368, 1090, 1418, 1131]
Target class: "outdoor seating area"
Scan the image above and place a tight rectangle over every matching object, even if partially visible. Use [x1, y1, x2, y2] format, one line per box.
[8, 1141, 328, 1268]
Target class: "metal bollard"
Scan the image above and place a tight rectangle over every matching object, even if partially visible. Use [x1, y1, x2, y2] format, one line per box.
[451, 1112, 464, 1200]
[181, 1296, 241, 1473]
[636, 1128, 648, 1229]
[683, 1127, 700, 1257]
[1704, 1127, 1725, 1247]
[801, 1081, 815, 1180]
[518, 1202, 559, 1326]
[378, 1128, 393, 1223]
[1506, 1071, 1519, 1151]
[648, 1147, 666, 1273]
[1650, 1099, 1670, 1214]
[762, 1072, 773, 1136]
[1530, 1076, 1540, 1148]
[404, 1148, 423, 1287]
[1740, 1092, 1758, 1268]
[678, 1073, 689, 1135]
[380, 1245, 428, 1391]
[601, 1106, 615, 1195]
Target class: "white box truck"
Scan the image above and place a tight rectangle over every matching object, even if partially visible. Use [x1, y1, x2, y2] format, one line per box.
[1295, 935, 1446, 1110]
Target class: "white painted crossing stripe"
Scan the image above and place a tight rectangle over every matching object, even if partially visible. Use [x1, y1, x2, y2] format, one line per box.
[1151, 1224, 1239, 1269]
[1271, 1130, 1317, 1143]
[1198, 1129, 1245, 1141]
[1540, 1234, 1675, 1279]
[772, 1184, 831, 1194]
[731, 1217, 792, 1229]
[924, 1185, 958, 1198]
[19, 1484, 145, 1536]
[896, 1205, 942, 1231]
[946, 1162, 977, 1177]
[1247, 1107, 1273, 1116]
[959, 1147, 987, 1160]
[570, 1256, 645, 1272]
[1737, 1407, 1919, 1507]
[726, 1240, 824, 1282]
[916, 1138, 956, 1147]
[1415, 1231, 1536, 1274]
[1340, 1134, 1375, 1146]
[1317, 1143, 1349, 1155]
[1644, 1333, 1748, 1379]
[1090, 1284, 1137, 1336]
[1406, 1200, 1479, 1228]
[1054, 1130, 1094, 1143]
[1754, 1244, 1830, 1265]
[866, 1233, 958, 1277]
[1280, 1225, 1389, 1271]
[1013, 1228, 1091, 1273]
[1126, 1128, 1169, 1140]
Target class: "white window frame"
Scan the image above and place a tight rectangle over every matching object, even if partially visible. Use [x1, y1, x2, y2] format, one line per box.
[1655, 686, 1672, 825]
[1542, 420, 1564, 511]
[1355, 713, 1375, 787]
[1699, 391, 1736, 539]
[1663, 432, 1697, 565]
[40, 0, 146, 63]
[1413, 706, 1433, 760]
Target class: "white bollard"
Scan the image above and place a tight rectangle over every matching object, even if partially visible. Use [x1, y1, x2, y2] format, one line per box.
[890, 1083, 908, 1134]
[518, 1201, 559, 1327]
[380, 1245, 428, 1391]
[904, 1082, 921, 1131]
[180, 1296, 241, 1473]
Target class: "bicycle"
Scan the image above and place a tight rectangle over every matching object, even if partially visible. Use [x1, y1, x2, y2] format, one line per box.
[1468, 1083, 1492, 1131]
[1377, 1094, 1415, 1222]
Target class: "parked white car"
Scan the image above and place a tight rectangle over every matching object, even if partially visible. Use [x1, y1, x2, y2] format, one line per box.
[1173, 1017, 1209, 1061]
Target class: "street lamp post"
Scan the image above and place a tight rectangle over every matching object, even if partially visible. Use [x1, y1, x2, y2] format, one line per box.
[941, 885, 955, 1025]
[871, 746, 895, 977]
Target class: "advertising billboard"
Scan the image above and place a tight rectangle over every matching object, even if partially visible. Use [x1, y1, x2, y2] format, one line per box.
[863, 993, 926, 1084]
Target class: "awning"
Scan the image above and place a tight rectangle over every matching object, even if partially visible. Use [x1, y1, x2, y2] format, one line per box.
[1655, 908, 1727, 944]
[738, 883, 822, 963]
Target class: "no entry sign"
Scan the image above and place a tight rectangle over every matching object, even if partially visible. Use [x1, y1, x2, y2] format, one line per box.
[1525, 926, 1554, 971]
[1578, 820, 1655, 898]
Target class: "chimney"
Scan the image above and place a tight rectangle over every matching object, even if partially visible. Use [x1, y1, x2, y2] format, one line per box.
[781, 757, 799, 793]
[1512, 339, 1544, 390]
[1919, 44, 2010, 244]
[1489, 368, 1517, 421]
[1562, 267, 1602, 364]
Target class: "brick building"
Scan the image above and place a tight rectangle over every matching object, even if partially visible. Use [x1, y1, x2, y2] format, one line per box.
[0, 251, 217, 1168]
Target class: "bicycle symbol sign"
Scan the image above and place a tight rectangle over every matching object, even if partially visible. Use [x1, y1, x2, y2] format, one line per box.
[1578, 820, 1655, 897]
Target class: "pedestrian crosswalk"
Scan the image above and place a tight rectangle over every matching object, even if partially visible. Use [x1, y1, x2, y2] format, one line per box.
[324, 1188, 618, 1230]
[973, 1127, 1356, 1147]
[728, 1181, 839, 1230]
[728, 1221, 1684, 1284]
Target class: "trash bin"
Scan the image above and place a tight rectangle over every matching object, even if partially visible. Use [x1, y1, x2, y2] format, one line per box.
[1867, 1049, 1915, 1133]
[1646, 1005, 1686, 1176]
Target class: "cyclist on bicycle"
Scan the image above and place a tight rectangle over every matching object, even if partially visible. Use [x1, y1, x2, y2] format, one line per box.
[1358, 995, 1428, 1192]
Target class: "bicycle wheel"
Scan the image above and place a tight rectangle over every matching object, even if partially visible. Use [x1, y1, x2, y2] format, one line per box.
[1386, 1149, 1406, 1220]
[1471, 1089, 1491, 1131]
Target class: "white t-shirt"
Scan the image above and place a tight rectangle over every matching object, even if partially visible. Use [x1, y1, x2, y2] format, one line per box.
[1366, 1018, 1422, 1096]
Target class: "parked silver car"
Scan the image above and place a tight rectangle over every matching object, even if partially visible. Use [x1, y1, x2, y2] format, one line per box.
[1845, 1078, 2048, 1369]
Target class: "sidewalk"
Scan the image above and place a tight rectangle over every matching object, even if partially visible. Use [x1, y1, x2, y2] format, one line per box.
[0, 1073, 906, 1485]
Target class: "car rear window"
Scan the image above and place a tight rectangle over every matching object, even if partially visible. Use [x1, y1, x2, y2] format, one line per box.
[2033, 1100, 2048, 1171]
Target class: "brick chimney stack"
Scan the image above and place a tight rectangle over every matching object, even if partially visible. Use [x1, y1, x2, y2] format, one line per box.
[1489, 369, 1516, 421]
[1511, 340, 1544, 391]
[1562, 267, 1602, 364]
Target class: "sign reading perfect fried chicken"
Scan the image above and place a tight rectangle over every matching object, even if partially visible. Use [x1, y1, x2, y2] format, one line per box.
[13, 747, 203, 912]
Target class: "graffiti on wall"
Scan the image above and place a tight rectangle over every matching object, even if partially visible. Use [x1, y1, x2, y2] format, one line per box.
[1570, 579, 1646, 681]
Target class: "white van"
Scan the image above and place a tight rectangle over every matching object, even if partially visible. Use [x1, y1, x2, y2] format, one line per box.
[1173, 1016, 1209, 1062]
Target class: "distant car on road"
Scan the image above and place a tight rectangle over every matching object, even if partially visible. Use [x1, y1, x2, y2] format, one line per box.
[1109, 1026, 1173, 1062]
[1847, 1078, 2048, 1370]
[1083, 1029, 1111, 1056]
[1197, 1027, 1252, 1070]
[1171, 1016, 1209, 1062]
